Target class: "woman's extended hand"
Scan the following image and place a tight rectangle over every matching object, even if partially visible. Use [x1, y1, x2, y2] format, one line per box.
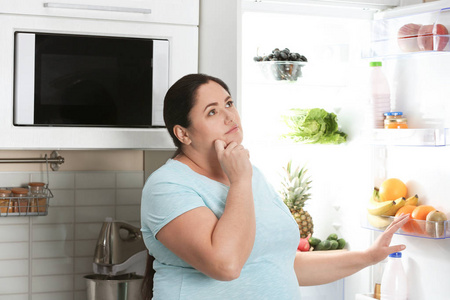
[214, 140, 252, 184]
[365, 214, 410, 264]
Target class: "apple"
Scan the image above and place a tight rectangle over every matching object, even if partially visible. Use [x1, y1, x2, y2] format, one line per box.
[397, 23, 422, 52]
[417, 24, 449, 51]
[426, 210, 448, 238]
[297, 236, 310, 252]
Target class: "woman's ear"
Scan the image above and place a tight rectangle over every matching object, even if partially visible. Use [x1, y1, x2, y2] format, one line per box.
[173, 125, 191, 145]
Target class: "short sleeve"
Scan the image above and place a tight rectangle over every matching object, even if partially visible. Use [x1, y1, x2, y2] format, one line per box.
[141, 179, 206, 238]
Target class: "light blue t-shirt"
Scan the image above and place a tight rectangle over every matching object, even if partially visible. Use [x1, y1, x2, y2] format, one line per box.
[141, 159, 301, 300]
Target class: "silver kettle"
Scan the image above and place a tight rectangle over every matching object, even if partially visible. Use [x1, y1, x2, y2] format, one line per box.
[93, 218, 146, 275]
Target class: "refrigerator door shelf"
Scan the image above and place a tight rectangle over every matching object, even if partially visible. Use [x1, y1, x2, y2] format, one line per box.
[363, 7, 450, 58]
[362, 213, 450, 239]
[365, 128, 449, 146]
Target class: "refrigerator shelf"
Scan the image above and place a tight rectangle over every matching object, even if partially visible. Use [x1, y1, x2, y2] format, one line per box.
[362, 213, 449, 239]
[363, 7, 450, 58]
[366, 128, 449, 146]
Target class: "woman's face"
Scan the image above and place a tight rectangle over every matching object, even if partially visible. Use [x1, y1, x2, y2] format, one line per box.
[185, 80, 243, 152]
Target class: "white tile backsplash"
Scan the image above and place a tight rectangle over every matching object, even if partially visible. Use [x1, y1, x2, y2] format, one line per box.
[32, 224, 74, 242]
[32, 207, 74, 225]
[74, 223, 103, 240]
[74, 257, 93, 275]
[0, 242, 29, 259]
[0, 277, 29, 294]
[75, 206, 115, 223]
[74, 274, 87, 292]
[116, 171, 144, 188]
[75, 172, 115, 189]
[73, 290, 85, 300]
[50, 190, 75, 207]
[0, 294, 28, 300]
[32, 292, 74, 300]
[48, 172, 75, 189]
[74, 240, 96, 257]
[0, 170, 143, 299]
[32, 241, 74, 259]
[75, 189, 115, 206]
[116, 188, 142, 205]
[32, 275, 74, 293]
[0, 259, 29, 277]
[116, 205, 141, 221]
[0, 225, 29, 242]
[0, 173, 30, 188]
[32, 258, 74, 276]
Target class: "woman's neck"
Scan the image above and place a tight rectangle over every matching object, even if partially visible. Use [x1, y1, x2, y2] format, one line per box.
[175, 150, 230, 186]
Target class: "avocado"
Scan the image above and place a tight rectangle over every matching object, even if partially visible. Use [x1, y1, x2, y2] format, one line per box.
[308, 237, 321, 247]
[327, 233, 338, 241]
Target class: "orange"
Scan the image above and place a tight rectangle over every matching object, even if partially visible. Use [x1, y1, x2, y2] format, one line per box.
[410, 205, 436, 236]
[411, 205, 436, 220]
[379, 178, 407, 201]
[395, 205, 417, 233]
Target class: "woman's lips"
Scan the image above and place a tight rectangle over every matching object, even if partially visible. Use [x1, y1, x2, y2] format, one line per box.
[226, 125, 239, 134]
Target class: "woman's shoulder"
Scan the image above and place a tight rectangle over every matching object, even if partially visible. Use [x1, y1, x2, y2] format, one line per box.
[146, 159, 191, 184]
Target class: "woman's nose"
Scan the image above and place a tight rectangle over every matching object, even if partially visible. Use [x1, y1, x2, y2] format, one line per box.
[224, 111, 235, 124]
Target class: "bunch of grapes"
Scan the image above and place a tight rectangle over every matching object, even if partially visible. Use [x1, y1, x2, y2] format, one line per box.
[253, 48, 307, 62]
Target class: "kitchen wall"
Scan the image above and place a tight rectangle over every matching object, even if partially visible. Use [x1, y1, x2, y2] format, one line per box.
[0, 150, 169, 300]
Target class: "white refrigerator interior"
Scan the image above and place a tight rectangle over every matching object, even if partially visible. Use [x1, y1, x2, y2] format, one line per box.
[241, 3, 450, 300]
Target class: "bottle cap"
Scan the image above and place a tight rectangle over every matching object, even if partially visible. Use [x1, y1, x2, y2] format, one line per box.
[370, 61, 382, 67]
[389, 252, 402, 258]
[384, 112, 403, 116]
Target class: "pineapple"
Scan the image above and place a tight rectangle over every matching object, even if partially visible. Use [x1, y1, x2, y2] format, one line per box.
[281, 160, 314, 238]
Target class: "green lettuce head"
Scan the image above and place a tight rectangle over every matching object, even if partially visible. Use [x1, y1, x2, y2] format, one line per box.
[282, 108, 347, 144]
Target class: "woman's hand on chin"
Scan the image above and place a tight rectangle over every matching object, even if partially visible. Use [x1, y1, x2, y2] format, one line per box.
[214, 140, 252, 184]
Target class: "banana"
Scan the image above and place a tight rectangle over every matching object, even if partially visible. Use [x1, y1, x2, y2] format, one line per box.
[367, 213, 392, 229]
[371, 187, 381, 202]
[367, 197, 395, 216]
[405, 194, 419, 206]
[384, 197, 406, 216]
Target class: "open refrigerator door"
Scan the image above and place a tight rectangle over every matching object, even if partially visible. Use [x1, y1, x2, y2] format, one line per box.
[241, 1, 450, 299]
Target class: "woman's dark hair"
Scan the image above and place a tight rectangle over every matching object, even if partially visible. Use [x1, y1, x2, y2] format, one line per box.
[141, 253, 155, 300]
[163, 73, 231, 156]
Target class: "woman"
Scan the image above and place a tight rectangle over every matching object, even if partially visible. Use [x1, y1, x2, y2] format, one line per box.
[140, 73, 409, 299]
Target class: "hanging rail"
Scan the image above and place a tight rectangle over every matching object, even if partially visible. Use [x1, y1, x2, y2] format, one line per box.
[0, 151, 64, 171]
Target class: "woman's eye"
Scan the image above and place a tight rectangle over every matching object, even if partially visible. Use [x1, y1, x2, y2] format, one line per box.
[226, 100, 234, 107]
[208, 109, 216, 116]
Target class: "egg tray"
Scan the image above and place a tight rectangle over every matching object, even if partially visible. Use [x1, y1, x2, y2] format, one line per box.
[0, 187, 53, 217]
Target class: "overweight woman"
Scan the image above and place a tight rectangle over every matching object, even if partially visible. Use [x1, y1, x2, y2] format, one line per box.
[140, 73, 409, 300]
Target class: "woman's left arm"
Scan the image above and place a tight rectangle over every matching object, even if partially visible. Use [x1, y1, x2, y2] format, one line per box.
[294, 214, 409, 286]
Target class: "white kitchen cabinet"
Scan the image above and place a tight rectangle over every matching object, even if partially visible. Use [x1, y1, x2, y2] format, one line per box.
[0, 6, 198, 149]
[0, 0, 199, 26]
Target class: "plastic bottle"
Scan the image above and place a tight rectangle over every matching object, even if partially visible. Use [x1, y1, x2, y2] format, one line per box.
[373, 259, 387, 300]
[369, 61, 391, 129]
[380, 252, 407, 300]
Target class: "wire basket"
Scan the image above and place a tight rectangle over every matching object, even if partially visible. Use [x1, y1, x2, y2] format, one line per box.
[0, 188, 53, 216]
[0, 154, 53, 217]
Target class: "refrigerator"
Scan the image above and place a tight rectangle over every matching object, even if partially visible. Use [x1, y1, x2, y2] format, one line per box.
[239, 0, 450, 299]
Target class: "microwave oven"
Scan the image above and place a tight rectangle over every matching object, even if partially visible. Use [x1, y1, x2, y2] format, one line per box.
[14, 32, 169, 128]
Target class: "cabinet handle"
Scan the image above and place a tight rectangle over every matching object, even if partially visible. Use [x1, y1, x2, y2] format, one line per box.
[43, 2, 152, 14]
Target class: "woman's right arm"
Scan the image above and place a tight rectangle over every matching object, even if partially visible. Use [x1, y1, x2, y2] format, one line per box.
[155, 141, 255, 281]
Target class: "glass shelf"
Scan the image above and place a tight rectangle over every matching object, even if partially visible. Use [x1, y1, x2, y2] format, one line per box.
[363, 7, 450, 58]
[364, 128, 449, 146]
[362, 213, 449, 239]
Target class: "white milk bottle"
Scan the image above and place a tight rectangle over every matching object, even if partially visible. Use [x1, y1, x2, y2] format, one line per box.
[369, 61, 391, 128]
[380, 252, 407, 300]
